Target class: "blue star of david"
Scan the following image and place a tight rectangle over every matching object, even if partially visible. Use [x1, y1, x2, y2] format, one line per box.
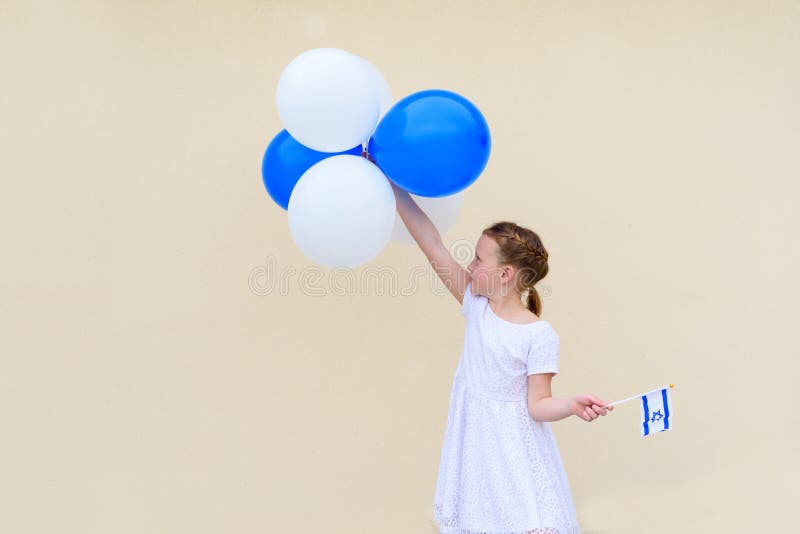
[650, 410, 664, 423]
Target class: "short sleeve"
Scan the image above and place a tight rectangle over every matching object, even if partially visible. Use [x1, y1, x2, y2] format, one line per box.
[460, 282, 474, 317]
[526, 327, 560, 376]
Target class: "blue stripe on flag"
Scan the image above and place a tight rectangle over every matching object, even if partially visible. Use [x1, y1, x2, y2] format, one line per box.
[662, 388, 670, 430]
[642, 394, 650, 436]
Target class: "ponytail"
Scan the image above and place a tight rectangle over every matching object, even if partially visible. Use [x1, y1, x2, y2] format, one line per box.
[526, 286, 543, 316]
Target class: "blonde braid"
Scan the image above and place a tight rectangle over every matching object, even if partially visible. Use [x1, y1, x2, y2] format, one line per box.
[509, 228, 548, 263]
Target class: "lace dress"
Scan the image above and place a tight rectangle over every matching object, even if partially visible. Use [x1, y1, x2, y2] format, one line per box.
[432, 282, 581, 534]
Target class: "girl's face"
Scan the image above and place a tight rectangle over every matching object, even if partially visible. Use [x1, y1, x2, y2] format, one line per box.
[467, 235, 504, 297]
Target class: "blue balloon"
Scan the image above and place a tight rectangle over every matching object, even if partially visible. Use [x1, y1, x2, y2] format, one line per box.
[261, 130, 362, 210]
[368, 89, 491, 197]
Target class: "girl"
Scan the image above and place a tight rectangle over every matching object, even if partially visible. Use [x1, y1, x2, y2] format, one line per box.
[390, 182, 613, 534]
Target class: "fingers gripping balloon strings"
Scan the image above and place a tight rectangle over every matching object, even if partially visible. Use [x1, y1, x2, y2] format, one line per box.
[361, 146, 376, 164]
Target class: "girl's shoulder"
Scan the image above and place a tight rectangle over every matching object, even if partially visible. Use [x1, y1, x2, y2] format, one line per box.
[525, 320, 558, 343]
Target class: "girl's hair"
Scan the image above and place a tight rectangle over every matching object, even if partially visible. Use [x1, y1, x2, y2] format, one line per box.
[482, 221, 550, 316]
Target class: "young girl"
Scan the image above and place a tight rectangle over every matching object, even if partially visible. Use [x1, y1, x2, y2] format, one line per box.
[390, 182, 613, 534]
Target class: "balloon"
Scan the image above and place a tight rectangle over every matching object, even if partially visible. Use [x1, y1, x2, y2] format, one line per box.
[288, 155, 395, 268]
[355, 55, 393, 121]
[261, 130, 362, 210]
[368, 89, 491, 197]
[276, 48, 381, 152]
[373, 68, 393, 121]
[391, 191, 463, 244]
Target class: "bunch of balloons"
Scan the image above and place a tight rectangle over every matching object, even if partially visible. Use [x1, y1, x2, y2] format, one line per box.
[261, 48, 491, 268]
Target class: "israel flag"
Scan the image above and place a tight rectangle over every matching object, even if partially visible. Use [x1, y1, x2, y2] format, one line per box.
[641, 387, 673, 437]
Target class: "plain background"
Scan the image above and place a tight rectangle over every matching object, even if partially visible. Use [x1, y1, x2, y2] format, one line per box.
[2, 1, 798, 532]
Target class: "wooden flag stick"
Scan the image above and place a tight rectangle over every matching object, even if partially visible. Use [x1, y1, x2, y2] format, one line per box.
[602, 384, 674, 408]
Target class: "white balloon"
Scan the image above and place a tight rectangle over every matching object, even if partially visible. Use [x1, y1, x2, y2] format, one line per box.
[374, 69, 393, 120]
[391, 191, 464, 244]
[276, 48, 380, 152]
[288, 155, 396, 268]
[354, 55, 393, 120]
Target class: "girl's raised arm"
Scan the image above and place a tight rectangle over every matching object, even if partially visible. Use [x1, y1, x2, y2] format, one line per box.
[390, 180, 470, 305]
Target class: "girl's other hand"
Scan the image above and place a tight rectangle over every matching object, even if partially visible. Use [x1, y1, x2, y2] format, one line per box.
[569, 394, 614, 422]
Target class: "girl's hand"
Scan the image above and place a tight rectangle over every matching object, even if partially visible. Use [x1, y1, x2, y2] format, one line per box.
[569, 394, 614, 422]
[361, 150, 376, 164]
[362, 151, 403, 197]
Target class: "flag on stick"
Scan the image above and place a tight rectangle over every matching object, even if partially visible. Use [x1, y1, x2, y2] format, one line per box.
[604, 384, 674, 437]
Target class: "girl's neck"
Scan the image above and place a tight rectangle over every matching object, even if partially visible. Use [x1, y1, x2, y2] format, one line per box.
[487, 292, 528, 316]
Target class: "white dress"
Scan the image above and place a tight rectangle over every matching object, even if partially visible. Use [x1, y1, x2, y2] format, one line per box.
[432, 282, 581, 534]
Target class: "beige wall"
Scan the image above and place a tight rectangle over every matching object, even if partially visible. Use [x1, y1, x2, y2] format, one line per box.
[2, 1, 798, 532]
